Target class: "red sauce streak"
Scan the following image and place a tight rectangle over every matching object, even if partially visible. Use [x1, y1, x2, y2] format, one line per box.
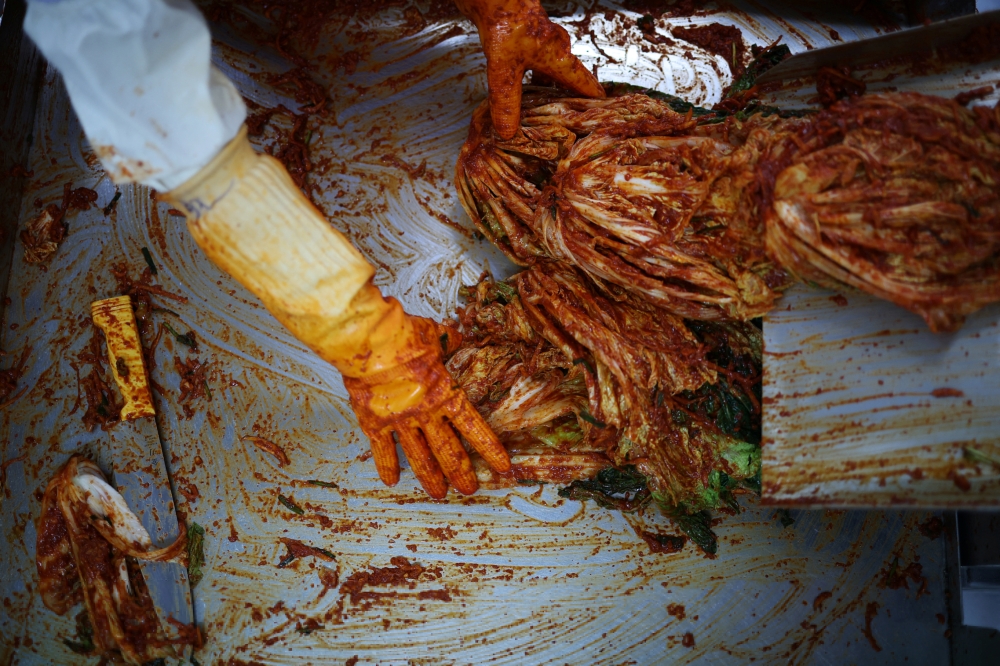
[863, 602, 882, 652]
[278, 537, 335, 566]
[639, 530, 687, 554]
[881, 557, 929, 596]
[813, 590, 832, 612]
[931, 387, 964, 398]
[426, 526, 456, 541]
[339, 556, 443, 607]
[0, 454, 27, 490]
[176, 480, 200, 503]
[267, 68, 327, 114]
[949, 470, 972, 492]
[623, 0, 705, 17]
[64, 185, 99, 210]
[672, 24, 746, 77]
[918, 516, 944, 540]
[955, 86, 995, 107]
[416, 589, 453, 602]
[241, 436, 290, 467]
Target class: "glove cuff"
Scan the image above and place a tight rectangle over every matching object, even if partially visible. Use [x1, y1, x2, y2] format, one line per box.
[166, 127, 431, 378]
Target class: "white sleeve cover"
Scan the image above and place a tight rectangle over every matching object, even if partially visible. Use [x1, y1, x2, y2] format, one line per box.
[24, 0, 246, 191]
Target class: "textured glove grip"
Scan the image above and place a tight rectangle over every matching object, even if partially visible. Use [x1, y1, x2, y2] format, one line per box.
[165, 126, 419, 376]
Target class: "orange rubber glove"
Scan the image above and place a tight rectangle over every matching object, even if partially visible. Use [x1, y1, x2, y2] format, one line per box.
[166, 127, 510, 497]
[454, 0, 606, 140]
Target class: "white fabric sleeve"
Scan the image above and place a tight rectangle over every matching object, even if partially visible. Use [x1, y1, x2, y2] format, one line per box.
[24, 0, 246, 191]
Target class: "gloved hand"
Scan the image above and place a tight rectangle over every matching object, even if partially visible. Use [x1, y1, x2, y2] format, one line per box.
[454, 0, 606, 140]
[342, 317, 510, 497]
[165, 128, 511, 497]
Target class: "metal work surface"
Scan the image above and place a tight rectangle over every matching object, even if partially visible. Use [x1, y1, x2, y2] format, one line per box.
[763, 285, 1000, 507]
[0, 1, 979, 663]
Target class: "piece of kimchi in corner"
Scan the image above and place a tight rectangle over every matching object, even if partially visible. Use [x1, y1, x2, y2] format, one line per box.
[36, 455, 194, 663]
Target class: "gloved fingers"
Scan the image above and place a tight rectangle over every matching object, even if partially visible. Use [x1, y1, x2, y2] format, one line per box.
[535, 38, 605, 100]
[486, 55, 526, 141]
[448, 399, 511, 474]
[368, 428, 400, 487]
[421, 415, 478, 496]
[396, 426, 449, 499]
